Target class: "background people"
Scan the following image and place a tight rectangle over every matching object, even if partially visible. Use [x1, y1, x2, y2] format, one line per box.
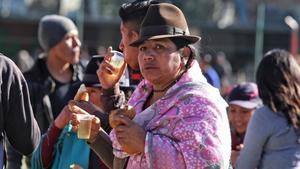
[18, 14, 83, 169]
[0, 54, 40, 168]
[25, 14, 83, 136]
[236, 49, 300, 169]
[199, 52, 221, 89]
[31, 56, 110, 169]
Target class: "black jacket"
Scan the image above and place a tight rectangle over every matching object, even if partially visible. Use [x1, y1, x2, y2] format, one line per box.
[0, 54, 40, 158]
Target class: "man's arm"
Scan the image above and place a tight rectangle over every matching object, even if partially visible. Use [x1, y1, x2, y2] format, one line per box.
[2, 56, 40, 155]
[89, 128, 114, 169]
[100, 86, 126, 113]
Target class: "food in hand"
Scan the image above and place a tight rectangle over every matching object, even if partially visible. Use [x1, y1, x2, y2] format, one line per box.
[123, 143, 139, 155]
[109, 105, 136, 128]
[109, 105, 138, 155]
[74, 84, 89, 101]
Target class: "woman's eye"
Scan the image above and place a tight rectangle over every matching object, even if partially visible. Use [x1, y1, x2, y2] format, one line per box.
[155, 44, 164, 49]
[139, 46, 146, 51]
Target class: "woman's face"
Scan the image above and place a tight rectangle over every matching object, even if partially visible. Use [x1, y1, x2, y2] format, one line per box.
[138, 38, 182, 86]
[228, 104, 255, 134]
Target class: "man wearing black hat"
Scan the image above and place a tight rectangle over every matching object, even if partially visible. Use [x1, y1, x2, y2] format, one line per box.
[5, 15, 84, 169]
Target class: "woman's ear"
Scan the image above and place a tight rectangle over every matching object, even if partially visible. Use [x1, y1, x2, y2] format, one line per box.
[182, 46, 191, 59]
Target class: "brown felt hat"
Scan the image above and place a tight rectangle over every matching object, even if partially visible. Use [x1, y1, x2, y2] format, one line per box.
[130, 3, 200, 47]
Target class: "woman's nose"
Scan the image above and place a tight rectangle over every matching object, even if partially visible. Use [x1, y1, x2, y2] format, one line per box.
[142, 49, 155, 61]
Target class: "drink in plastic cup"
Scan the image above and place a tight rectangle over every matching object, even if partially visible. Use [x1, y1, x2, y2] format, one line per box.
[95, 50, 125, 82]
[77, 114, 93, 139]
[110, 50, 124, 69]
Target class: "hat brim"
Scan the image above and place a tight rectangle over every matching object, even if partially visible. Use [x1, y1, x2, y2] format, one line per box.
[130, 34, 201, 47]
[229, 100, 259, 109]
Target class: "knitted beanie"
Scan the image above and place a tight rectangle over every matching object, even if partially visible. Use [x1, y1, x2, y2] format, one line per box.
[38, 15, 78, 51]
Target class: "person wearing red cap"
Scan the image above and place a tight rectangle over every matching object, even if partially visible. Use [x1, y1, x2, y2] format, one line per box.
[227, 82, 262, 166]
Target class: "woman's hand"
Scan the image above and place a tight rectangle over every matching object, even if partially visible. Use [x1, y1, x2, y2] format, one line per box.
[113, 114, 146, 154]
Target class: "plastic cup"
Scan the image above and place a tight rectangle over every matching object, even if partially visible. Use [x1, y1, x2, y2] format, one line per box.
[77, 114, 93, 139]
[110, 50, 124, 69]
[94, 50, 125, 82]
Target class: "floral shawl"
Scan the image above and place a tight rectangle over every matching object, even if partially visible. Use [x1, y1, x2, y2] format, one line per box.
[110, 61, 231, 169]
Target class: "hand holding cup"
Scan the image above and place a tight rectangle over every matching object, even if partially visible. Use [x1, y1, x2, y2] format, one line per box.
[96, 47, 127, 89]
[69, 104, 101, 141]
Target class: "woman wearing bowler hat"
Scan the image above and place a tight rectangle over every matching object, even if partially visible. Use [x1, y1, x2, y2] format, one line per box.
[92, 3, 231, 169]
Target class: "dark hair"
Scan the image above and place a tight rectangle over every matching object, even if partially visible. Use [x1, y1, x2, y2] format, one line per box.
[170, 37, 191, 49]
[176, 44, 197, 70]
[256, 49, 300, 131]
[119, 0, 161, 32]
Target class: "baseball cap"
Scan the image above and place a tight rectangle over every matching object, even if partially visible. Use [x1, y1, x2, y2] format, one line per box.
[228, 82, 262, 109]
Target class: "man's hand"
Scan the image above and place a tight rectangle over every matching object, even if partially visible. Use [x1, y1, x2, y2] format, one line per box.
[69, 105, 101, 143]
[54, 106, 74, 129]
[96, 47, 126, 89]
[68, 100, 104, 115]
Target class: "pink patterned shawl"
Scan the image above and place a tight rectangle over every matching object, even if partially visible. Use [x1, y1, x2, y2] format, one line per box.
[110, 61, 231, 169]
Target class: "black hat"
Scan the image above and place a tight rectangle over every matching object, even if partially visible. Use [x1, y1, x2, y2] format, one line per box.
[82, 56, 104, 87]
[130, 3, 200, 47]
[228, 82, 262, 109]
[38, 15, 78, 51]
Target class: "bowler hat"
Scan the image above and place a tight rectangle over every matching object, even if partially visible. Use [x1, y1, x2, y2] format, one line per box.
[130, 3, 200, 47]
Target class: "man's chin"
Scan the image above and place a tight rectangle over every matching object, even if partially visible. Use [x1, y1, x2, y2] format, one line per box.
[70, 56, 80, 64]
